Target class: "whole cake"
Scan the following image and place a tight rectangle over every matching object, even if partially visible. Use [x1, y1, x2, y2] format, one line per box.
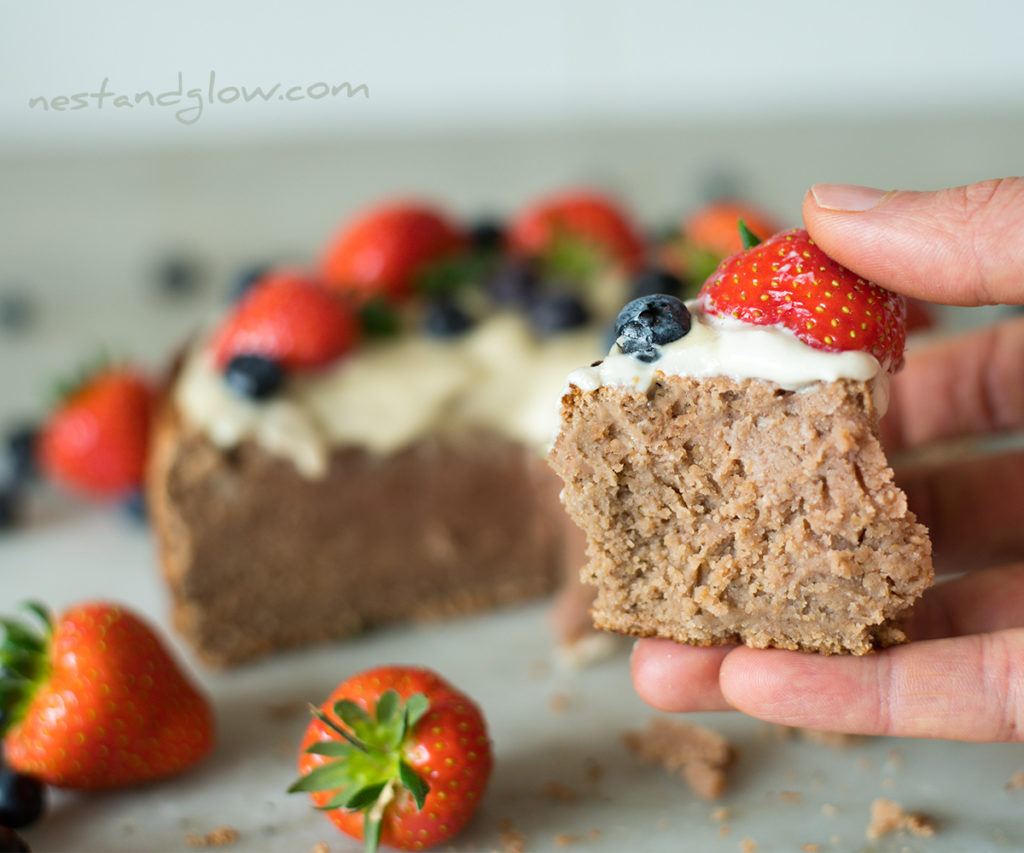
[148, 192, 646, 666]
[548, 228, 934, 655]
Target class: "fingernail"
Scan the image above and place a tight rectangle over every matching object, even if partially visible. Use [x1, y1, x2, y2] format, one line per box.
[810, 183, 891, 212]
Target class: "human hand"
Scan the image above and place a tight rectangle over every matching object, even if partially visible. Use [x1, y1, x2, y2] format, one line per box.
[632, 178, 1024, 741]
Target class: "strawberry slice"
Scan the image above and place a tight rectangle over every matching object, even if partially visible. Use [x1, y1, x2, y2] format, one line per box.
[698, 228, 907, 372]
[210, 270, 358, 371]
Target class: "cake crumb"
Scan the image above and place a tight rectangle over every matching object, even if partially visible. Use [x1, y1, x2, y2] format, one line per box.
[553, 833, 581, 847]
[308, 844, 329, 853]
[780, 790, 803, 805]
[865, 798, 937, 840]
[1007, 770, 1024, 791]
[711, 806, 731, 822]
[623, 717, 734, 800]
[821, 804, 837, 817]
[886, 748, 904, 768]
[548, 692, 572, 713]
[542, 780, 578, 803]
[656, 819, 669, 831]
[739, 838, 757, 852]
[185, 827, 240, 848]
[588, 829, 601, 841]
[719, 824, 730, 837]
[801, 844, 821, 852]
[497, 828, 527, 853]
[584, 759, 605, 786]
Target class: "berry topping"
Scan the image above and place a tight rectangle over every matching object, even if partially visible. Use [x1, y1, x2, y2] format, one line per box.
[38, 366, 154, 499]
[527, 291, 590, 335]
[684, 199, 781, 260]
[423, 299, 473, 338]
[629, 267, 685, 301]
[615, 295, 692, 363]
[210, 271, 358, 371]
[0, 601, 214, 790]
[509, 190, 644, 274]
[467, 218, 505, 252]
[290, 665, 491, 853]
[487, 258, 540, 306]
[223, 354, 286, 401]
[4, 425, 38, 486]
[121, 490, 148, 525]
[698, 228, 907, 371]
[0, 767, 46, 829]
[322, 202, 467, 301]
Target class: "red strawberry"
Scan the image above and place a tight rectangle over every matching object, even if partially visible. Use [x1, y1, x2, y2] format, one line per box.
[684, 198, 782, 259]
[509, 190, 644, 274]
[39, 366, 153, 499]
[290, 665, 492, 852]
[699, 228, 907, 371]
[0, 601, 214, 789]
[322, 203, 467, 301]
[210, 270, 358, 370]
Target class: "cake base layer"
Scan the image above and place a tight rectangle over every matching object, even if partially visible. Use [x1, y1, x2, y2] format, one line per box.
[149, 402, 573, 667]
[549, 377, 933, 655]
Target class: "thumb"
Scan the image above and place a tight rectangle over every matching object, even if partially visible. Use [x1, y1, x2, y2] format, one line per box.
[802, 178, 1024, 306]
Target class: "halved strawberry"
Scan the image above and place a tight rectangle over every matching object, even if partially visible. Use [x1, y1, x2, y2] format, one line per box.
[209, 269, 358, 370]
[508, 190, 645, 275]
[698, 228, 907, 371]
[322, 202, 467, 302]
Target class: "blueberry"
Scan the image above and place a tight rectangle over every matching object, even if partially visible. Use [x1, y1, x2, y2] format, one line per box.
[527, 291, 590, 335]
[0, 768, 45, 830]
[0, 291, 35, 333]
[0, 486, 21, 532]
[4, 426, 38, 486]
[122, 490, 148, 525]
[155, 255, 204, 298]
[467, 218, 505, 252]
[229, 263, 273, 302]
[223, 355, 285, 401]
[629, 268, 684, 300]
[0, 827, 29, 852]
[423, 299, 473, 338]
[614, 294, 691, 363]
[487, 258, 540, 306]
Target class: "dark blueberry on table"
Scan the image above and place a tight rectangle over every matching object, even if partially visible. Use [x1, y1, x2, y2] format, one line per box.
[487, 258, 540, 306]
[0, 767, 46, 830]
[0, 291, 35, 333]
[527, 291, 590, 335]
[0, 827, 29, 853]
[122, 490, 148, 525]
[229, 263, 273, 302]
[0, 486, 22, 532]
[423, 299, 473, 338]
[4, 425, 38, 486]
[154, 255, 204, 298]
[614, 294, 692, 363]
[629, 267, 684, 301]
[467, 218, 505, 252]
[223, 355, 285, 401]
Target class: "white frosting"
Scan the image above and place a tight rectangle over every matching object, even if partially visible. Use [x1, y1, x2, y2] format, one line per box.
[566, 303, 890, 414]
[176, 313, 606, 478]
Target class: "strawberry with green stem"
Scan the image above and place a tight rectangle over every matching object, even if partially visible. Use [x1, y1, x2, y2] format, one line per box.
[0, 601, 214, 789]
[290, 665, 491, 852]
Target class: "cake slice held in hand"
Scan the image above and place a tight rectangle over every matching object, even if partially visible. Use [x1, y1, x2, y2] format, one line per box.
[548, 227, 933, 655]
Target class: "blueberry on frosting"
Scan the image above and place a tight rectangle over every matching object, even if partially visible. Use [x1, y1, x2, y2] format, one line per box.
[614, 294, 691, 363]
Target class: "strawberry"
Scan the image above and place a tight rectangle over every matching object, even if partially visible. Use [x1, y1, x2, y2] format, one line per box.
[508, 190, 645, 275]
[322, 203, 467, 302]
[38, 366, 153, 499]
[0, 601, 214, 789]
[290, 665, 492, 852]
[699, 227, 907, 371]
[210, 269, 359, 370]
[684, 198, 782, 260]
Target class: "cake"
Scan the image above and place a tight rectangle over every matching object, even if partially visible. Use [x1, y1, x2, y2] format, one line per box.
[147, 192, 643, 666]
[548, 228, 934, 655]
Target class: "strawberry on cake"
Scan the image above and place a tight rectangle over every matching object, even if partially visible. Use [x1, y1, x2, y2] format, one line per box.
[549, 228, 934, 655]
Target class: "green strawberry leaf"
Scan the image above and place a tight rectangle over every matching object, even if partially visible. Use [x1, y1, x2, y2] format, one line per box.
[738, 218, 762, 250]
[398, 760, 430, 810]
[308, 704, 369, 753]
[316, 784, 360, 811]
[404, 693, 430, 730]
[305, 741, 357, 759]
[0, 619, 45, 654]
[287, 761, 354, 793]
[375, 689, 400, 726]
[335, 699, 371, 731]
[345, 781, 387, 812]
[359, 299, 401, 338]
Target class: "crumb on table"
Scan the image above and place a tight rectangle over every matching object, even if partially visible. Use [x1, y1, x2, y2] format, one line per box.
[739, 838, 757, 852]
[1007, 770, 1024, 791]
[865, 798, 937, 840]
[185, 826, 240, 848]
[623, 717, 734, 800]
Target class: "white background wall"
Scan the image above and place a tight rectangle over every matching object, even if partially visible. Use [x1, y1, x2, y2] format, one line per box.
[3, 0, 1024, 149]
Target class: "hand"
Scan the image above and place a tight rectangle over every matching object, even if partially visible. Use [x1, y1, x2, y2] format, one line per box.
[632, 178, 1024, 742]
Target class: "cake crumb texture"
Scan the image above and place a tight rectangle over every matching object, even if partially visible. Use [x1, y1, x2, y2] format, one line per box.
[865, 797, 937, 840]
[550, 377, 933, 655]
[623, 716, 733, 800]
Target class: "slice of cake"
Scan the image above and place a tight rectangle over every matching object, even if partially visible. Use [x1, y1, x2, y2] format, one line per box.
[548, 228, 933, 655]
[147, 194, 640, 666]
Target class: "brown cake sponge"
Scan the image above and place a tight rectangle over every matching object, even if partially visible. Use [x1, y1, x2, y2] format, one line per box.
[548, 375, 933, 655]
